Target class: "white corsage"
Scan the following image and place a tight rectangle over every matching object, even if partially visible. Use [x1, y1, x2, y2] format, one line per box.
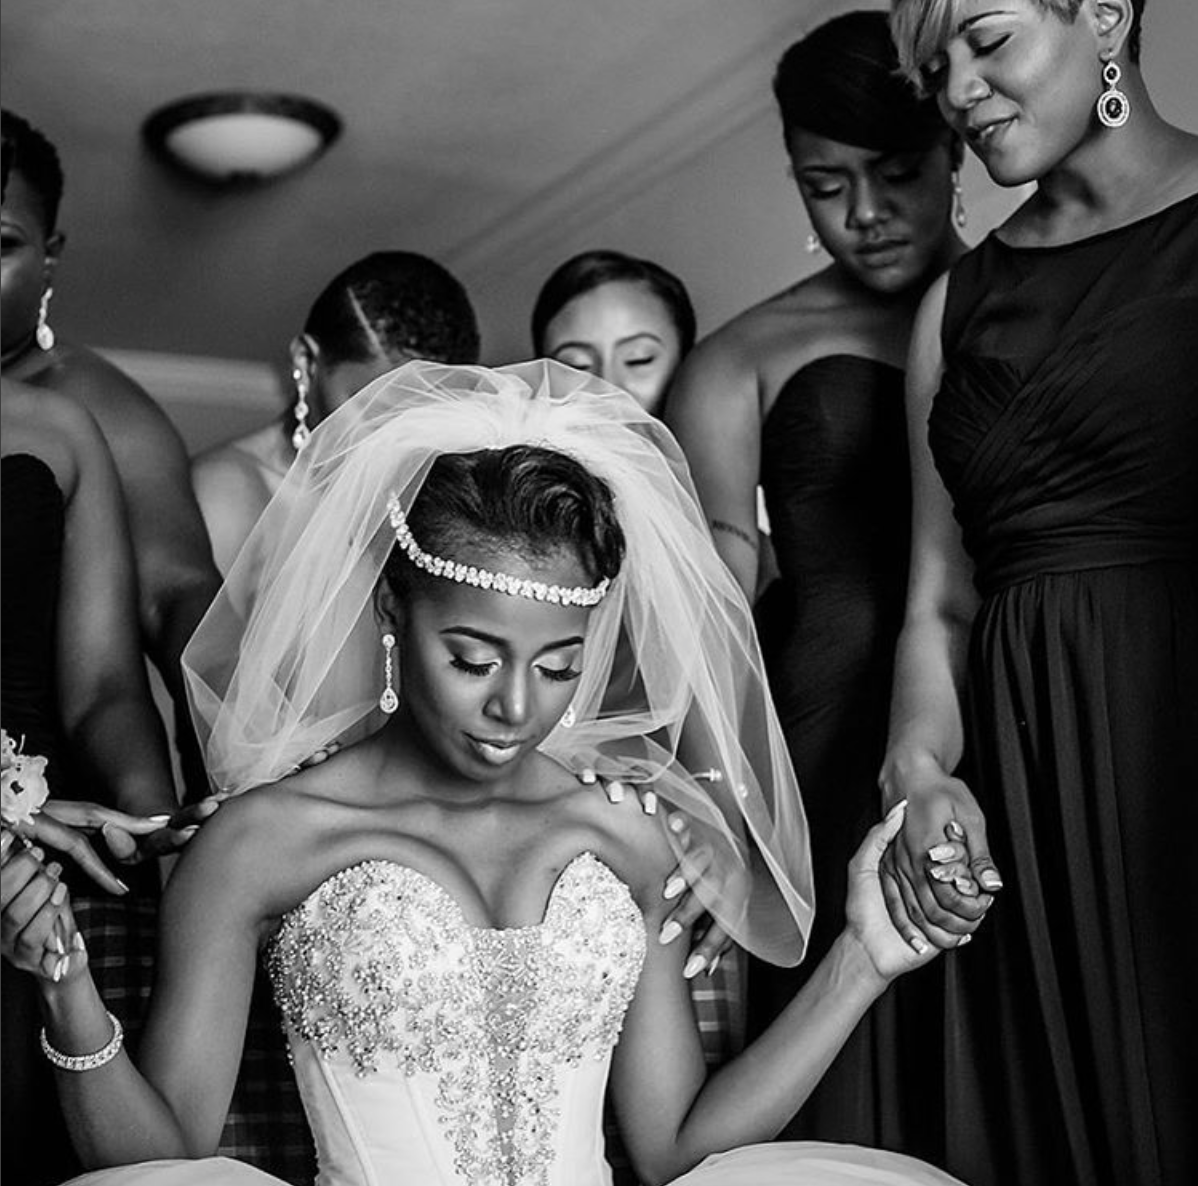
[1, 728, 50, 828]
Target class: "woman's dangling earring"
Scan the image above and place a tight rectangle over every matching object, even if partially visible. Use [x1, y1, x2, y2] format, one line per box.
[291, 367, 312, 452]
[559, 703, 576, 729]
[951, 169, 968, 229]
[36, 287, 56, 351]
[805, 233, 823, 255]
[379, 632, 399, 714]
[1096, 59, 1130, 128]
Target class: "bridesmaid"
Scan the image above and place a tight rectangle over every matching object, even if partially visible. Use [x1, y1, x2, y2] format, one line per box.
[1, 376, 205, 1186]
[1, 108, 221, 804]
[531, 249, 695, 418]
[193, 251, 480, 577]
[882, 1, 1198, 1184]
[665, 10, 966, 1153]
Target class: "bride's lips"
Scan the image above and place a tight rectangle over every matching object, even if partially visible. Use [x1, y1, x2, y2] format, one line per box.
[466, 734, 528, 766]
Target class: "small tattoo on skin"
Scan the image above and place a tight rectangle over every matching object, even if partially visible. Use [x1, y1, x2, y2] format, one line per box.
[710, 520, 757, 550]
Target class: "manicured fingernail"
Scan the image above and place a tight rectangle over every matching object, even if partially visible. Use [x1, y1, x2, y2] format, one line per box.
[52, 932, 66, 955]
[579, 768, 597, 785]
[908, 934, 930, 956]
[957, 933, 972, 947]
[928, 844, 956, 862]
[52, 959, 64, 983]
[953, 877, 977, 897]
[668, 813, 687, 834]
[606, 780, 625, 804]
[642, 791, 658, 816]
[659, 919, 683, 945]
[946, 820, 965, 839]
[885, 798, 908, 820]
[51, 883, 68, 907]
[31, 846, 45, 862]
[115, 879, 129, 895]
[148, 814, 173, 824]
[663, 875, 687, 900]
[46, 862, 62, 880]
[180, 825, 200, 838]
[72, 932, 86, 952]
[706, 953, 722, 977]
[683, 953, 707, 979]
[979, 871, 1004, 891]
[929, 866, 954, 883]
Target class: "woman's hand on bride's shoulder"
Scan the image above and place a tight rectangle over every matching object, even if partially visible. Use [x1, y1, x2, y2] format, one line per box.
[579, 766, 736, 978]
[846, 802, 988, 984]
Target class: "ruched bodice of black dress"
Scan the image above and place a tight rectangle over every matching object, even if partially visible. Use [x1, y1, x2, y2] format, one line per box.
[929, 193, 1198, 1186]
[2, 453, 70, 778]
[752, 356, 938, 1153]
[760, 354, 909, 739]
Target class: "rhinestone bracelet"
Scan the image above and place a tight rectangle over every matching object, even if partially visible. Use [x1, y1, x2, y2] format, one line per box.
[40, 1010, 123, 1072]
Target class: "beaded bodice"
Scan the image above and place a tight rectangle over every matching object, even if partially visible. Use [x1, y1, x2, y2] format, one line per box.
[267, 852, 646, 1186]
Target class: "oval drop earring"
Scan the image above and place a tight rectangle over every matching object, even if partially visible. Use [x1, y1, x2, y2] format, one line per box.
[1096, 60, 1130, 128]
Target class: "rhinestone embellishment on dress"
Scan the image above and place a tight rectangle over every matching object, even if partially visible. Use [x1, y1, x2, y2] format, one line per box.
[267, 852, 645, 1184]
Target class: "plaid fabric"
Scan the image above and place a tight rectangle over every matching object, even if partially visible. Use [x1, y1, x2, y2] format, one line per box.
[217, 964, 317, 1184]
[604, 949, 746, 1185]
[71, 888, 160, 1055]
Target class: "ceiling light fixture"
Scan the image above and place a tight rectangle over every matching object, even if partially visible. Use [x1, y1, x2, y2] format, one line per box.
[143, 92, 342, 185]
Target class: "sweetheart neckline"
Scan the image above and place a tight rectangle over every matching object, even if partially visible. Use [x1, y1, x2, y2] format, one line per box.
[282, 850, 639, 937]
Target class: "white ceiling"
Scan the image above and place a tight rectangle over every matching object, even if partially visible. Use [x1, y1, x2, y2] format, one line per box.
[2, 0, 833, 365]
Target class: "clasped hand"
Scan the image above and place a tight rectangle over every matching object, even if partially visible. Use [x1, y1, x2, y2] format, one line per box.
[879, 764, 1002, 954]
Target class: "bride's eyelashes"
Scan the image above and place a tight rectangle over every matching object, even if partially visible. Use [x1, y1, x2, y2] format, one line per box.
[449, 655, 582, 683]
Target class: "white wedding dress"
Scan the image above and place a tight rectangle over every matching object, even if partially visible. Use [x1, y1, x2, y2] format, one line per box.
[69, 854, 965, 1186]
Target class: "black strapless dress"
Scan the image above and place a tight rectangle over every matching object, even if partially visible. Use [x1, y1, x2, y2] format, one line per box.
[2, 454, 158, 1186]
[752, 357, 943, 1156]
[929, 194, 1198, 1186]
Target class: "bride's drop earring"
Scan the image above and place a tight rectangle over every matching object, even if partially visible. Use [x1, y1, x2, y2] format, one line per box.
[291, 367, 312, 453]
[805, 233, 823, 255]
[951, 169, 968, 228]
[379, 632, 399, 714]
[36, 287, 55, 351]
[1096, 58, 1130, 128]
[559, 703, 576, 729]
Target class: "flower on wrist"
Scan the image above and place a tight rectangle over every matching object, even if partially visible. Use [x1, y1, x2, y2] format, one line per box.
[1, 728, 50, 828]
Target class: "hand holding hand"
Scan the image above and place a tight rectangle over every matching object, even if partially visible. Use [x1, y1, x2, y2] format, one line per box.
[1, 829, 87, 983]
[846, 801, 986, 983]
[879, 759, 999, 950]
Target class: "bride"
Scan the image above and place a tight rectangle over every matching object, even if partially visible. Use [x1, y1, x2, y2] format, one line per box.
[1, 361, 982, 1185]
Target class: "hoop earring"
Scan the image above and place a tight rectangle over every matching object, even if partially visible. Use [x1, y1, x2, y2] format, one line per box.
[559, 704, 576, 729]
[379, 632, 399, 714]
[36, 288, 56, 351]
[1096, 59, 1130, 128]
[951, 169, 968, 229]
[805, 233, 823, 255]
[291, 367, 312, 452]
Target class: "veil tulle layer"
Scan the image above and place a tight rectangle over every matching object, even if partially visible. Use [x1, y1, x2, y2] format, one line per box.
[183, 360, 813, 965]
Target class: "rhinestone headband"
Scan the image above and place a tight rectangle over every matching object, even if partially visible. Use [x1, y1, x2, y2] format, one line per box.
[386, 493, 611, 607]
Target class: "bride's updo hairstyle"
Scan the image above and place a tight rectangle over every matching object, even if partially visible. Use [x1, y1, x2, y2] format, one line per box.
[382, 444, 626, 598]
